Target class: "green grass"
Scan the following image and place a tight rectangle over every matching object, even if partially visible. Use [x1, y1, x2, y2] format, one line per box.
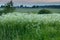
[14, 8, 60, 13]
[0, 8, 60, 13]
[0, 13, 60, 40]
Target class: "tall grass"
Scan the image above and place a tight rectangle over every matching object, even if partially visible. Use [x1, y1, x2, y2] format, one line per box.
[0, 13, 60, 40]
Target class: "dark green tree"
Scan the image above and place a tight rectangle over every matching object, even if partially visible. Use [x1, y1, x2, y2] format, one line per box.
[0, 0, 15, 15]
[20, 5, 23, 8]
[4, 0, 15, 13]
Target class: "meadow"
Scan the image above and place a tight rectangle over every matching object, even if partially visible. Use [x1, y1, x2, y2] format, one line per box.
[0, 0, 60, 40]
[15, 8, 60, 13]
[0, 12, 60, 40]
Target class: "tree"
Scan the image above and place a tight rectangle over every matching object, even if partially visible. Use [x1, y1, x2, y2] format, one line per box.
[20, 5, 23, 8]
[32, 5, 39, 8]
[32, 5, 36, 8]
[4, 0, 15, 13]
[0, 0, 15, 15]
[1, 5, 5, 8]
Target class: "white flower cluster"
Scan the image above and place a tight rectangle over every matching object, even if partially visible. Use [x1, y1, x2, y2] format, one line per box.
[0, 13, 60, 24]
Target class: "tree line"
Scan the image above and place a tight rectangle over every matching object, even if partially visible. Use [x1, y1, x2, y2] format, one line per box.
[1, 5, 60, 8]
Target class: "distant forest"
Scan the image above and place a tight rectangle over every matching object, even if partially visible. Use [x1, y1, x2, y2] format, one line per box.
[1, 5, 60, 8]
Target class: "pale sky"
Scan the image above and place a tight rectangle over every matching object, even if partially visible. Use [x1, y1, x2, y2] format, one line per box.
[0, 0, 60, 3]
[0, 0, 60, 6]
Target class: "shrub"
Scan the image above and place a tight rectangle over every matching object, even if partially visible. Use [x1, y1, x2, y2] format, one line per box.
[0, 11, 3, 15]
[0, 10, 5, 15]
[38, 9, 51, 14]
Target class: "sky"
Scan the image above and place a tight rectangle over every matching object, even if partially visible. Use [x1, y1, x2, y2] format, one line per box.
[0, 0, 60, 3]
[0, 0, 60, 6]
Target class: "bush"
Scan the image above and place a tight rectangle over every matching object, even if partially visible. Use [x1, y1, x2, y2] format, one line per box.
[0, 13, 60, 40]
[0, 11, 3, 15]
[38, 9, 51, 14]
[0, 10, 5, 15]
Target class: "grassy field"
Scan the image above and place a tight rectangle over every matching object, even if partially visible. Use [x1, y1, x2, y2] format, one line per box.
[0, 8, 60, 13]
[15, 8, 60, 13]
[0, 13, 60, 40]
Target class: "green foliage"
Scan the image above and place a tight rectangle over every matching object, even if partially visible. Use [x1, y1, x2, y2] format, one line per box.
[38, 9, 51, 14]
[0, 13, 60, 40]
[3, 0, 15, 14]
[0, 0, 15, 15]
[0, 10, 3, 15]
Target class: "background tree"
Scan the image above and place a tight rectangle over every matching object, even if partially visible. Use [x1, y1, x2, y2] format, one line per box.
[4, 0, 15, 13]
[32, 5, 36, 8]
[20, 5, 23, 8]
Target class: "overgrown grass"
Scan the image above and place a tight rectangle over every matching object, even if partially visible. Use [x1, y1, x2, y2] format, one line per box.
[0, 13, 60, 40]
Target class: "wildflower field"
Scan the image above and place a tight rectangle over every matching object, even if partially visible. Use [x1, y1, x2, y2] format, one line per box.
[0, 13, 60, 40]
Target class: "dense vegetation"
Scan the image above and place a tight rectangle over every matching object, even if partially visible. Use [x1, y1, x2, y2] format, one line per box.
[0, 0, 60, 40]
[38, 9, 51, 14]
[0, 13, 60, 40]
[0, 0, 15, 15]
